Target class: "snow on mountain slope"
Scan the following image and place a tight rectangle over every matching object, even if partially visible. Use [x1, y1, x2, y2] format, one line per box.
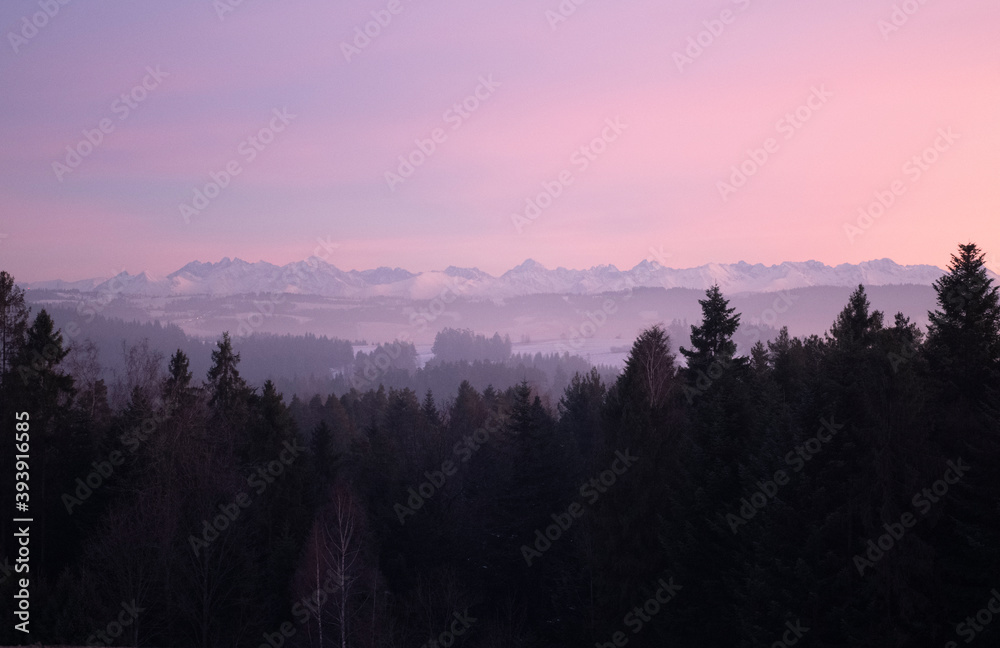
[25, 277, 106, 291]
[26, 257, 995, 299]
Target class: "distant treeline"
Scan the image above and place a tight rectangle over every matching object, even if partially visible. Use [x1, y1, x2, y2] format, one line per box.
[1, 243, 998, 647]
[430, 328, 512, 363]
[35, 306, 355, 396]
[346, 329, 610, 406]
[31, 310, 611, 404]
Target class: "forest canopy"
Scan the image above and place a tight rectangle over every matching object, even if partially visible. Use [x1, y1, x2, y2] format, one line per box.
[0, 243, 998, 648]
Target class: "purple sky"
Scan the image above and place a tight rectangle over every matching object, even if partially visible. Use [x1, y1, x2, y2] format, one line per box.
[1, 0, 998, 282]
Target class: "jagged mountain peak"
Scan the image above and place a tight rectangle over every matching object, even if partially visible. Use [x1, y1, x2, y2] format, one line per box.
[507, 258, 547, 272]
[28, 257, 972, 299]
[444, 266, 488, 280]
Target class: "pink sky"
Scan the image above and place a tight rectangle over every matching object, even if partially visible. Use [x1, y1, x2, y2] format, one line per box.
[0, 0, 998, 282]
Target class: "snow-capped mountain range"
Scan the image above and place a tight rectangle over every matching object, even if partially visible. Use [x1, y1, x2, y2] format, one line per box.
[27, 257, 988, 300]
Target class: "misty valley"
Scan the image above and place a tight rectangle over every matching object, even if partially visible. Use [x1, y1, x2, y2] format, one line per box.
[2, 243, 999, 647]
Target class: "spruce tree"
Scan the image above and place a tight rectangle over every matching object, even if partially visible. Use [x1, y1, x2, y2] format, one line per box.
[674, 288, 757, 646]
[828, 284, 884, 351]
[925, 242, 1000, 403]
[923, 244, 1000, 636]
[12, 309, 75, 418]
[164, 348, 193, 404]
[557, 368, 606, 464]
[206, 331, 250, 410]
[10, 309, 77, 578]
[0, 270, 29, 391]
[680, 284, 743, 376]
[420, 389, 441, 427]
[593, 327, 686, 644]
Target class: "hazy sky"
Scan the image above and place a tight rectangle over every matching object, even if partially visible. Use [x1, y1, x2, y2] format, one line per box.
[1, 0, 997, 282]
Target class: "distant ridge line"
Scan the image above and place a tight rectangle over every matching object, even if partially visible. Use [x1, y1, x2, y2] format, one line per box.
[25, 257, 995, 299]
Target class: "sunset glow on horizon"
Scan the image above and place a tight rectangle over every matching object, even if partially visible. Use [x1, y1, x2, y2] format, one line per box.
[1, 0, 998, 282]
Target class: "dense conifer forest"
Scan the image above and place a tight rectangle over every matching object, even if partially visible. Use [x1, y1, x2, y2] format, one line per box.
[1, 243, 998, 647]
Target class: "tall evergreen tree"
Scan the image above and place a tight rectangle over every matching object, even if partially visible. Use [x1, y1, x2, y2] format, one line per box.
[421, 389, 441, 428]
[591, 327, 686, 645]
[0, 272, 30, 596]
[0, 270, 29, 390]
[680, 284, 744, 376]
[12, 309, 73, 402]
[925, 242, 1000, 403]
[922, 243, 1000, 639]
[206, 332, 250, 411]
[9, 309, 77, 578]
[557, 368, 606, 464]
[164, 348, 194, 404]
[673, 288, 760, 646]
[828, 284, 884, 351]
